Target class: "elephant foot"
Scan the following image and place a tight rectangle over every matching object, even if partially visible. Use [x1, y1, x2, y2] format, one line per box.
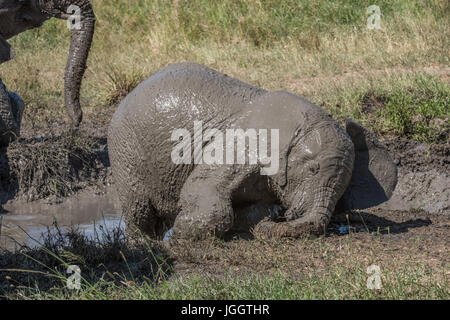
[125, 210, 173, 240]
[122, 195, 172, 240]
[8, 91, 25, 126]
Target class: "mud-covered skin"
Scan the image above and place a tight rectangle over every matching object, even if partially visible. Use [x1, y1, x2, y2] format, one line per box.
[108, 63, 397, 240]
[0, 78, 24, 146]
[0, 0, 95, 126]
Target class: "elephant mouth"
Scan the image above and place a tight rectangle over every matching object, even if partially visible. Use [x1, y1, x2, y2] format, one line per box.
[225, 180, 339, 238]
[226, 175, 285, 238]
[231, 203, 285, 231]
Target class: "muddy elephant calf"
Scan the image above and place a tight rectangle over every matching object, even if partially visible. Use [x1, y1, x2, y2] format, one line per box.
[108, 63, 397, 240]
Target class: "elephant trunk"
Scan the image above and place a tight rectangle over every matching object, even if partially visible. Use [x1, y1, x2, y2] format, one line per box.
[286, 186, 336, 235]
[311, 186, 338, 218]
[38, 0, 96, 126]
[253, 185, 336, 238]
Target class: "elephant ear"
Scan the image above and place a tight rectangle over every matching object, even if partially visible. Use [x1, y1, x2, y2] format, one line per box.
[338, 119, 397, 210]
[0, 36, 14, 64]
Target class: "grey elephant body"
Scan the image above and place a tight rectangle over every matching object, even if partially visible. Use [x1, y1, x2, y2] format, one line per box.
[0, 0, 95, 145]
[108, 63, 397, 239]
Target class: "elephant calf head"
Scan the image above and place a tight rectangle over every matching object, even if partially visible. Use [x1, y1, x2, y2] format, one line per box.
[261, 116, 397, 237]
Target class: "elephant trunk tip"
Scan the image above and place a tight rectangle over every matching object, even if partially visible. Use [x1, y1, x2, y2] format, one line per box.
[65, 94, 83, 126]
[70, 105, 83, 127]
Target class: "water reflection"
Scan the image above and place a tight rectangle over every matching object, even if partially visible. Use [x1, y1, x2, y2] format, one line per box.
[0, 188, 124, 250]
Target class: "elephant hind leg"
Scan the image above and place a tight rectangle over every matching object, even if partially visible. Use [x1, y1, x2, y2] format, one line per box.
[171, 164, 280, 240]
[172, 165, 234, 240]
[123, 196, 153, 236]
[109, 122, 168, 239]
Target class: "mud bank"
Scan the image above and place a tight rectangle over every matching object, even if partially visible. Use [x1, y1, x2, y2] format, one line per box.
[0, 129, 111, 203]
[380, 169, 449, 214]
[382, 139, 449, 214]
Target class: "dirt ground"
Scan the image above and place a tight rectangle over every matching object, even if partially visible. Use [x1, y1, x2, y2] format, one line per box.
[169, 209, 449, 281]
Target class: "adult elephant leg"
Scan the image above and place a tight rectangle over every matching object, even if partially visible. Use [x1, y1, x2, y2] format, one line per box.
[172, 164, 259, 240]
[0, 35, 14, 64]
[0, 78, 24, 146]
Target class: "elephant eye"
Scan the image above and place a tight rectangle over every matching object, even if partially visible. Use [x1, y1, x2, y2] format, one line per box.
[309, 161, 320, 175]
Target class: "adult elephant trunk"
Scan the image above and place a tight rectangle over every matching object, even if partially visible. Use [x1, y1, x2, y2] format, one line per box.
[39, 0, 96, 126]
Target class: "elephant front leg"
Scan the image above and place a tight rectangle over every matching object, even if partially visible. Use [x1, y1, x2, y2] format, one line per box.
[0, 78, 25, 146]
[172, 164, 258, 240]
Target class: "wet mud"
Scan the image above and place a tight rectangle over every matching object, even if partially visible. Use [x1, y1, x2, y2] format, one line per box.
[0, 187, 123, 250]
[382, 139, 449, 214]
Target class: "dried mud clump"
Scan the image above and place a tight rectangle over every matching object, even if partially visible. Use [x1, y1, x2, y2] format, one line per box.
[0, 130, 110, 201]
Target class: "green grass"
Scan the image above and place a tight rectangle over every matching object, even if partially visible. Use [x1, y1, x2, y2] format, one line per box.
[89, 267, 447, 300]
[4, 253, 448, 300]
[1, 0, 447, 143]
[313, 73, 450, 143]
[379, 76, 449, 142]
[1, 225, 448, 300]
[12, 0, 448, 48]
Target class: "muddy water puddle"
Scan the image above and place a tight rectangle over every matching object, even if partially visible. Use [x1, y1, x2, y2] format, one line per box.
[0, 188, 124, 250]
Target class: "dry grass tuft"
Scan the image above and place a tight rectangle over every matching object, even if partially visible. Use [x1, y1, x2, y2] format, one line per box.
[2, 130, 108, 201]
